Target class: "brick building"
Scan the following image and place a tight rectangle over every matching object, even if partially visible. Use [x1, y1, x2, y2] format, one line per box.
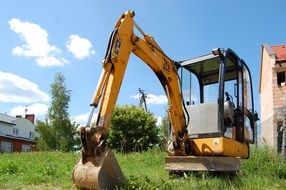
[260, 44, 286, 151]
[0, 113, 36, 153]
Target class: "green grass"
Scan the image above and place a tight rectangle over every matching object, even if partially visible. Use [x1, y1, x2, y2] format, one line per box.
[0, 151, 78, 189]
[118, 148, 286, 190]
[0, 148, 285, 189]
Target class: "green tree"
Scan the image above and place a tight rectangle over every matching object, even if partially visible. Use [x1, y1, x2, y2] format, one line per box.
[107, 105, 159, 153]
[36, 72, 77, 151]
[35, 120, 56, 150]
[158, 114, 170, 149]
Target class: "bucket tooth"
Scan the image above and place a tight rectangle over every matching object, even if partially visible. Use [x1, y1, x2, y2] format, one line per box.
[72, 150, 125, 190]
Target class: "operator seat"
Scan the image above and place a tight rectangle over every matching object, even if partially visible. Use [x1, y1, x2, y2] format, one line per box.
[224, 101, 234, 125]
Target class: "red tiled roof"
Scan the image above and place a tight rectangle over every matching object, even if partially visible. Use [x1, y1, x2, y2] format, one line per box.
[272, 45, 286, 62]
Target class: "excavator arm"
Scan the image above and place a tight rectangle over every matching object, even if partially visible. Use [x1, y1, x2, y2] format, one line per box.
[72, 11, 191, 190]
[86, 10, 190, 155]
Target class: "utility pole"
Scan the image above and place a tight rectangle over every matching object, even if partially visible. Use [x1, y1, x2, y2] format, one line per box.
[25, 107, 28, 117]
[138, 88, 148, 112]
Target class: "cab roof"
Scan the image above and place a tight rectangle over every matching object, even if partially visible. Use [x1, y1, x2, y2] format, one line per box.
[179, 48, 241, 85]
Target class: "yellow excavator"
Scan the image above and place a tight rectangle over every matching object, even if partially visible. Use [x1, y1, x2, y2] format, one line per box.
[72, 11, 258, 189]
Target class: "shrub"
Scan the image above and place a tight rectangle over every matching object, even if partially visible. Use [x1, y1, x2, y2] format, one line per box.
[107, 105, 159, 153]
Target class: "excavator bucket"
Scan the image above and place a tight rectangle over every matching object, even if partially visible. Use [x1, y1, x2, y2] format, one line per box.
[72, 149, 125, 190]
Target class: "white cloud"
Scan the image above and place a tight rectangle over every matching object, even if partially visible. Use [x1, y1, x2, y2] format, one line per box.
[0, 70, 49, 103]
[10, 103, 49, 117]
[71, 112, 98, 126]
[131, 94, 168, 105]
[66, 34, 95, 59]
[147, 94, 168, 105]
[156, 116, 163, 126]
[36, 56, 68, 67]
[9, 18, 68, 67]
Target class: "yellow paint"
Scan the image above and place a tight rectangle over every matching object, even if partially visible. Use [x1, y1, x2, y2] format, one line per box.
[191, 137, 249, 158]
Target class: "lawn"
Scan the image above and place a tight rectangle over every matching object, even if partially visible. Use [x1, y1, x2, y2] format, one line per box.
[0, 147, 285, 189]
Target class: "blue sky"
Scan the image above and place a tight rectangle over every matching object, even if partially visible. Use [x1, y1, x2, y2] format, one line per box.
[0, 0, 286, 125]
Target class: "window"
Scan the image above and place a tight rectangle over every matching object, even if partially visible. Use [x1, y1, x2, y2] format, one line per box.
[21, 144, 31, 152]
[12, 128, 19, 136]
[180, 67, 200, 105]
[204, 83, 219, 103]
[277, 71, 285, 86]
[29, 131, 35, 139]
[243, 66, 253, 111]
[225, 79, 237, 108]
[1, 141, 13, 153]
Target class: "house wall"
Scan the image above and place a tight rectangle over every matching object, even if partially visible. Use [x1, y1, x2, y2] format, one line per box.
[13, 118, 35, 139]
[260, 47, 275, 147]
[0, 136, 35, 152]
[0, 122, 15, 136]
[272, 65, 286, 110]
[272, 65, 286, 149]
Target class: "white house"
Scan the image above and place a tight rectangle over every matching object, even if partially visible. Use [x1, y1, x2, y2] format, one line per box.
[0, 113, 36, 153]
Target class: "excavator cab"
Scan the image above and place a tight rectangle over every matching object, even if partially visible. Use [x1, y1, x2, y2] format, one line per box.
[165, 48, 258, 172]
[180, 48, 257, 144]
